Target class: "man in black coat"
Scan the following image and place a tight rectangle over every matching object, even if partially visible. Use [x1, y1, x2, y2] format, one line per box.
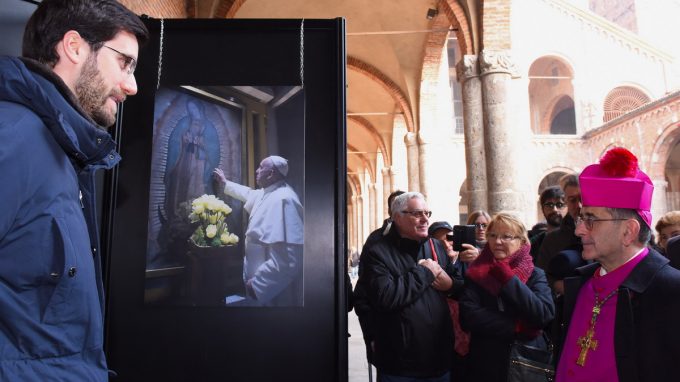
[356, 192, 457, 381]
[353, 190, 404, 364]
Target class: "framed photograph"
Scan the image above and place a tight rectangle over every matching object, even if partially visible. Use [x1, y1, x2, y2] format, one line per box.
[102, 18, 345, 381]
[144, 85, 305, 307]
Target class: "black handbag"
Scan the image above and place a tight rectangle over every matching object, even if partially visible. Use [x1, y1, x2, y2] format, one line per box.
[507, 334, 555, 382]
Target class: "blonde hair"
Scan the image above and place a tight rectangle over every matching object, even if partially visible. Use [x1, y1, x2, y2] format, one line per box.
[467, 210, 491, 225]
[655, 211, 680, 234]
[487, 212, 529, 244]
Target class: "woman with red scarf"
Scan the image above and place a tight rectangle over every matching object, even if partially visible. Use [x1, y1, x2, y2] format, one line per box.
[459, 213, 555, 382]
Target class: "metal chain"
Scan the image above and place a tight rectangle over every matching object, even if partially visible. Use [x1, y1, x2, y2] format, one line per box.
[157, 18, 164, 90]
[300, 19, 304, 87]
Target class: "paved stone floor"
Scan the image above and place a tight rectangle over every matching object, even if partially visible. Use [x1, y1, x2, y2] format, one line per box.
[348, 277, 374, 382]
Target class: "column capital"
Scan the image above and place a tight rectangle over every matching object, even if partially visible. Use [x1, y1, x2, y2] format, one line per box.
[404, 131, 418, 146]
[455, 55, 479, 82]
[480, 49, 520, 78]
[381, 167, 391, 176]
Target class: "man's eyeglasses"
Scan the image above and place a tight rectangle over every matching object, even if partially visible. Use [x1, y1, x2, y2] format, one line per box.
[575, 215, 628, 231]
[401, 210, 432, 219]
[487, 232, 520, 242]
[103, 45, 137, 76]
[474, 223, 487, 229]
[542, 202, 566, 209]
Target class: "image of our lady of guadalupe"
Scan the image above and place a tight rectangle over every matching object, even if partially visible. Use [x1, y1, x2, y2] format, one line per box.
[164, 99, 221, 220]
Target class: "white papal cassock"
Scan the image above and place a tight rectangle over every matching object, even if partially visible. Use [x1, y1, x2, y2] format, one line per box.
[223, 179, 303, 306]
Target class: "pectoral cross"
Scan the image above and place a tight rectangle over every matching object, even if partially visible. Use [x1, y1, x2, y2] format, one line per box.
[576, 328, 598, 366]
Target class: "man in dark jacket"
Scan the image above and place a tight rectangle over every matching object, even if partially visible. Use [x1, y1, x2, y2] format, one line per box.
[556, 148, 680, 382]
[353, 189, 404, 364]
[530, 186, 566, 263]
[356, 192, 457, 381]
[0, 1, 148, 380]
[536, 174, 582, 288]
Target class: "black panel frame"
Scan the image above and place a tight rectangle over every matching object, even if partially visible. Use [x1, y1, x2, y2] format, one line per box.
[101, 18, 347, 382]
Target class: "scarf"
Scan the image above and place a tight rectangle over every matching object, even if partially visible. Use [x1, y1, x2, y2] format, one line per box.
[466, 242, 533, 296]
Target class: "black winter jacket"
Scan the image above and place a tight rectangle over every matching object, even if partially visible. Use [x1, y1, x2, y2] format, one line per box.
[356, 227, 457, 377]
[460, 268, 555, 382]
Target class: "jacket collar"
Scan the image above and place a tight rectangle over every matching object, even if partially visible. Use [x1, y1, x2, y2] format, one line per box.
[572, 248, 668, 293]
[0, 56, 119, 170]
[386, 223, 426, 255]
[620, 249, 668, 293]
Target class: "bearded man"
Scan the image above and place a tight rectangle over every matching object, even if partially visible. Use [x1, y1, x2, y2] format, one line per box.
[0, 0, 148, 380]
[530, 186, 566, 263]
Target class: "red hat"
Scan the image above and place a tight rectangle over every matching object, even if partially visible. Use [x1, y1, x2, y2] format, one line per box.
[579, 147, 653, 227]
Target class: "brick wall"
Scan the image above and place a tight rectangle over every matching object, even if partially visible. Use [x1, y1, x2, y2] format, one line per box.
[118, 0, 188, 18]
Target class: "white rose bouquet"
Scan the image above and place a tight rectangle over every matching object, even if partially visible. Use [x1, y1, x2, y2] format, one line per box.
[188, 194, 239, 247]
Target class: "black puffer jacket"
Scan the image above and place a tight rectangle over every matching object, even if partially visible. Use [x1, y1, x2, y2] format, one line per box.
[356, 227, 456, 377]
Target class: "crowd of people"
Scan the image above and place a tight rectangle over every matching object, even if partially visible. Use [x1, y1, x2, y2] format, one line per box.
[352, 147, 680, 382]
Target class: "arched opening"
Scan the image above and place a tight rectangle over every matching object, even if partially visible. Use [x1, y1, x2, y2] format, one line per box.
[665, 140, 680, 210]
[447, 35, 464, 135]
[528, 56, 575, 134]
[550, 96, 576, 134]
[459, 179, 468, 224]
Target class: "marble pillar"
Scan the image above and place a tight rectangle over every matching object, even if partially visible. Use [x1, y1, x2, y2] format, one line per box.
[404, 132, 420, 193]
[382, 167, 393, 218]
[348, 197, 356, 253]
[457, 55, 488, 213]
[369, 183, 378, 231]
[350, 195, 358, 252]
[480, 49, 523, 216]
[357, 195, 365, 247]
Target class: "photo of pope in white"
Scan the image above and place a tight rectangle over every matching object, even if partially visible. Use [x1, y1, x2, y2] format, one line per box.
[214, 155, 304, 306]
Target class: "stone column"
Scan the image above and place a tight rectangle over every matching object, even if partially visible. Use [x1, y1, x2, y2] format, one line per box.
[381, 167, 393, 217]
[369, 183, 378, 231]
[457, 55, 488, 213]
[404, 132, 420, 193]
[348, 197, 356, 253]
[417, 133, 430, 200]
[417, 129, 458, 223]
[652, 179, 669, 225]
[480, 49, 523, 217]
[347, 195, 359, 252]
[357, 195, 365, 246]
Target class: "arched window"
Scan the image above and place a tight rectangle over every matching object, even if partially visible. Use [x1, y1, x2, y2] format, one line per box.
[528, 57, 575, 134]
[603, 86, 650, 122]
[550, 96, 576, 134]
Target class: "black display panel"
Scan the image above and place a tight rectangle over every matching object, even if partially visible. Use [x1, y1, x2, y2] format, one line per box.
[102, 18, 346, 381]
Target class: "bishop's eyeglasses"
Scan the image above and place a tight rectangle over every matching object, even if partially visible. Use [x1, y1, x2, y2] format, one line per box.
[575, 215, 628, 230]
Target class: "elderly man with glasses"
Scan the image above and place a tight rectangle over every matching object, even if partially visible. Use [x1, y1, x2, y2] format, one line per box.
[356, 192, 460, 382]
[555, 148, 680, 382]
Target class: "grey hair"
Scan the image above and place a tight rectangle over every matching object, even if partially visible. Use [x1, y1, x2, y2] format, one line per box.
[390, 192, 425, 220]
[605, 207, 651, 245]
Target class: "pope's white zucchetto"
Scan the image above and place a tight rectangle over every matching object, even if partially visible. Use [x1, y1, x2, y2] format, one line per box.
[268, 155, 289, 177]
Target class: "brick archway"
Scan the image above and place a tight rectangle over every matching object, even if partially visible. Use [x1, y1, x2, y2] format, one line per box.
[650, 122, 680, 180]
[347, 56, 416, 133]
[214, 0, 246, 18]
[348, 115, 391, 167]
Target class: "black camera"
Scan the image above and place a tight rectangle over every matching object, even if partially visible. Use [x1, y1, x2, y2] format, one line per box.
[446, 225, 477, 252]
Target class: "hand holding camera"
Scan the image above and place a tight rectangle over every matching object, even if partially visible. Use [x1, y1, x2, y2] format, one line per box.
[458, 243, 480, 263]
